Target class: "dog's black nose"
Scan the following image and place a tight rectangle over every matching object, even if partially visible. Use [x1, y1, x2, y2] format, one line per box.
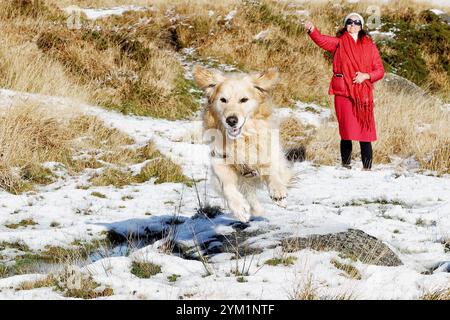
[226, 115, 238, 127]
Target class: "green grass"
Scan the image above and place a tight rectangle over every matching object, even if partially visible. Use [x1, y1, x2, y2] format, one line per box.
[89, 141, 192, 188]
[131, 261, 161, 278]
[91, 191, 107, 198]
[18, 273, 114, 299]
[377, 9, 450, 98]
[2, 164, 57, 194]
[415, 218, 426, 226]
[5, 219, 38, 229]
[265, 256, 297, 266]
[167, 274, 181, 282]
[0, 241, 31, 252]
[134, 158, 193, 186]
[0, 264, 9, 278]
[89, 168, 135, 188]
[6, 239, 107, 276]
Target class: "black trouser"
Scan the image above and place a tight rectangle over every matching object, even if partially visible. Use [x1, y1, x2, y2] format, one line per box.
[340, 140, 373, 169]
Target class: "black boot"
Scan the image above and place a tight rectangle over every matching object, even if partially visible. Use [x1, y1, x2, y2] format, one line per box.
[340, 140, 352, 169]
[360, 142, 373, 170]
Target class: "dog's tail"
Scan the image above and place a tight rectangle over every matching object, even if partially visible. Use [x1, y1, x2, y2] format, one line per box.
[284, 146, 306, 162]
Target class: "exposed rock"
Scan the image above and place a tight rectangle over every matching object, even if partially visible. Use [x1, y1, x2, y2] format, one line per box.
[281, 229, 403, 267]
[381, 72, 427, 96]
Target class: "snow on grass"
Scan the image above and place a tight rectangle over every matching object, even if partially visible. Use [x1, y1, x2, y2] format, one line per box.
[0, 87, 449, 299]
[369, 30, 396, 41]
[430, 9, 447, 15]
[275, 101, 331, 127]
[64, 5, 147, 20]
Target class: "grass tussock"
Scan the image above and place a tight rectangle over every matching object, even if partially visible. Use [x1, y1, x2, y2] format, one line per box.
[0, 102, 138, 193]
[89, 140, 192, 187]
[0, 101, 189, 193]
[265, 256, 297, 266]
[421, 287, 450, 300]
[290, 274, 319, 300]
[130, 261, 162, 278]
[279, 116, 313, 152]
[18, 270, 114, 299]
[135, 157, 193, 186]
[6, 239, 107, 276]
[330, 258, 362, 280]
[0, 103, 72, 194]
[5, 219, 38, 229]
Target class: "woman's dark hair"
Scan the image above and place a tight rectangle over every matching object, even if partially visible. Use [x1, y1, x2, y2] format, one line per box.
[336, 27, 370, 41]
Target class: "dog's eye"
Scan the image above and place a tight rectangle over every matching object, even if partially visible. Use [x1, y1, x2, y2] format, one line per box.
[220, 97, 228, 103]
[239, 97, 249, 103]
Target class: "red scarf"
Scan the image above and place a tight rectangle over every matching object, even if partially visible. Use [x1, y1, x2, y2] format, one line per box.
[339, 31, 374, 130]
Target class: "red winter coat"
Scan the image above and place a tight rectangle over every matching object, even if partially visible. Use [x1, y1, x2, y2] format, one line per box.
[308, 28, 385, 142]
[308, 28, 385, 96]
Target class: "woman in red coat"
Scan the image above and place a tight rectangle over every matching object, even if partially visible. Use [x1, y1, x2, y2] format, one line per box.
[304, 13, 385, 170]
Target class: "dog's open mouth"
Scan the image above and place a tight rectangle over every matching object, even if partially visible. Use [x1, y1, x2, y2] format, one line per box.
[227, 118, 247, 139]
[226, 118, 246, 139]
[227, 126, 242, 138]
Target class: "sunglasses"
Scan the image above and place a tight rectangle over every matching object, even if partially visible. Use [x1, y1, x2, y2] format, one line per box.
[345, 19, 362, 26]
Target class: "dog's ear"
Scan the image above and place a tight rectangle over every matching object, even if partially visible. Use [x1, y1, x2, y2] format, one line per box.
[193, 65, 224, 93]
[251, 68, 280, 92]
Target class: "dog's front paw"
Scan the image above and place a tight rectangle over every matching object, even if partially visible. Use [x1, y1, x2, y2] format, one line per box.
[269, 185, 287, 208]
[228, 200, 251, 223]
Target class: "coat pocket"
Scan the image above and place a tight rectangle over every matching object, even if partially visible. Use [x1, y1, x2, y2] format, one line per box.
[331, 75, 346, 93]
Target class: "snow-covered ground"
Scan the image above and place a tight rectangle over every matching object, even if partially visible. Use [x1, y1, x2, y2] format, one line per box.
[0, 86, 448, 300]
[0, 1, 449, 299]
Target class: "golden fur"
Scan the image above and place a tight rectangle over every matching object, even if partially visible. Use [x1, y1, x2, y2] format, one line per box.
[193, 65, 292, 222]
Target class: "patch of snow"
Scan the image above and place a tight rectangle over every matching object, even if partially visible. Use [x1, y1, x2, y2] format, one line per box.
[224, 9, 237, 22]
[254, 29, 271, 41]
[430, 8, 446, 15]
[64, 5, 147, 20]
[0, 82, 449, 299]
[294, 10, 310, 16]
[275, 101, 332, 127]
[369, 30, 396, 41]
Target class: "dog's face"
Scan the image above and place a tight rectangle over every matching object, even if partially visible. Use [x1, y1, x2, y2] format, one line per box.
[193, 65, 279, 139]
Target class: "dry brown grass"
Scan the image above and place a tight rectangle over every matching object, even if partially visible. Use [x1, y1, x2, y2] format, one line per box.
[421, 287, 450, 300]
[0, 1, 90, 100]
[0, 0, 200, 119]
[18, 269, 114, 299]
[290, 273, 319, 300]
[89, 144, 193, 188]
[0, 0, 448, 173]
[0, 102, 137, 193]
[279, 116, 313, 151]
[48, 0, 240, 9]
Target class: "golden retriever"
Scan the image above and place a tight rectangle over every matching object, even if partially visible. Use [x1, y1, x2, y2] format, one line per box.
[193, 65, 292, 222]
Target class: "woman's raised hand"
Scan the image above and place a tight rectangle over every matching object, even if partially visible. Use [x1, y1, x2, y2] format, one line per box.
[304, 20, 314, 33]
